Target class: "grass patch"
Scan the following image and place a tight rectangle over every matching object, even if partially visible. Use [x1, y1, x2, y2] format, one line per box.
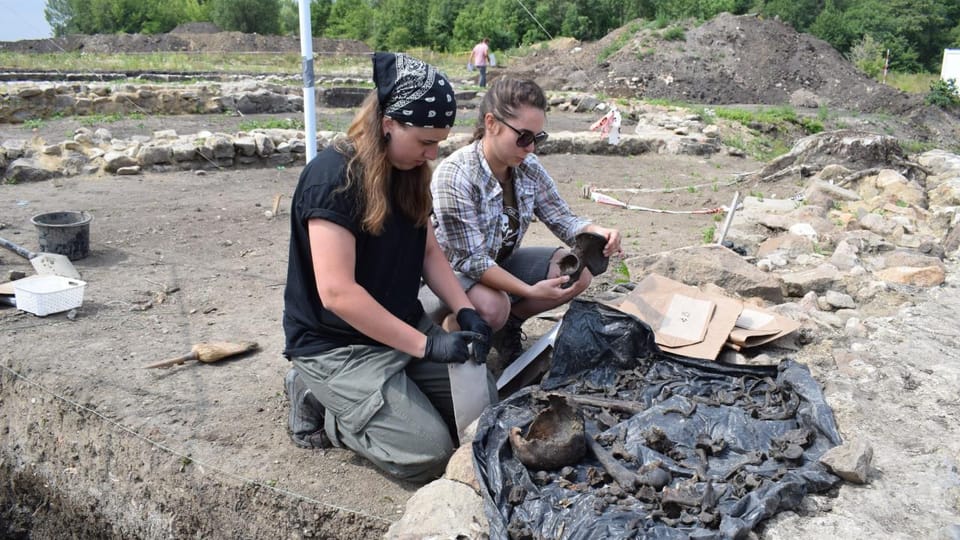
[635, 48, 655, 60]
[663, 26, 686, 41]
[598, 28, 638, 64]
[612, 260, 631, 284]
[238, 117, 305, 131]
[750, 136, 791, 161]
[22, 118, 46, 130]
[714, 105, 798, 126]
[899, 139, 939, 155]
[798, 117, 824, 133]
[885, 72, 938, 94]
[78, 112, 145, 126]
[701, 225, 716, 244]
[0, 50, 384, 82]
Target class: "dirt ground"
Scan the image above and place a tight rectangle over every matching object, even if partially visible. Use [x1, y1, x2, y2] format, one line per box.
[0, 108, 768, 538]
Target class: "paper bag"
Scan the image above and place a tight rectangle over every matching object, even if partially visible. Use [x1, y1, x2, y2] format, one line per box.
[614, 274, 742, 361]
[449, 360, 491, 439]
[728, 306, 801, 349]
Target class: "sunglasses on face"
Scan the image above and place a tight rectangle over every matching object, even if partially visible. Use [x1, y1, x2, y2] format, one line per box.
[494, 114, 549, 148]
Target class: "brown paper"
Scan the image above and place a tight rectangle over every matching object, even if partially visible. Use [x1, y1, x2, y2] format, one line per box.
[615, 274, 742, 361]
[727, 306, 801, 348]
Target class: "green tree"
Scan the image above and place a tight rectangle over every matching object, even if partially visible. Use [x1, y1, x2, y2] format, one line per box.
[47, 0, 204, 35]
[425, 0, 466, 50]
[311, 0, 332, 35]
[758, 0, 824, 32]
[209, 0, 282, 34]
[278, 0, 331, 36]
[809, 0, 854, 52]
[326, 0, 374, 41]
[561, 4, 590, 39]
[649, 0, 744, 21]
[279, 0, 299, 35]
[839, 0, 949, 72]
[372, 0, 426, 49]
[142, 0, 204, 33]
[847, 34, 885, 77]
[450, 2, 484, 50]
[450, 0, 521, 50]
[45, 0, 83, 36]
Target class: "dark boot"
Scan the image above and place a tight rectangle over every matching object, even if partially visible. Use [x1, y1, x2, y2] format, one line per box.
[491, 315, 526, 372]
[284, 368, 330, 449]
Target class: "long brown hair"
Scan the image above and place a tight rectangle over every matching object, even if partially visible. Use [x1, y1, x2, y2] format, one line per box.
[334, 91, 433, 235]
[472, 77, 548, 141]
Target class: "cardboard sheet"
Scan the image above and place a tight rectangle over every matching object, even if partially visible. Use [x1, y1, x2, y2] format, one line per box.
[614, 274, 742, 361]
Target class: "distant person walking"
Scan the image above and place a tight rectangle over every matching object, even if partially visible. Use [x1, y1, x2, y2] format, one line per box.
[470, 38, 491, 88]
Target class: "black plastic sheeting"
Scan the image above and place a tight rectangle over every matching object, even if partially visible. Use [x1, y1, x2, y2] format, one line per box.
[474, 300, 843, 539]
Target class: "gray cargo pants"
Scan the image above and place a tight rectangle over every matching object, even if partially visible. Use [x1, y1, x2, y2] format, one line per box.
[291, 314, 495, 483]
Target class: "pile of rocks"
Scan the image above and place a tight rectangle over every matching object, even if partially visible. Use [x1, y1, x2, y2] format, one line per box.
[628, 137, 959, 354]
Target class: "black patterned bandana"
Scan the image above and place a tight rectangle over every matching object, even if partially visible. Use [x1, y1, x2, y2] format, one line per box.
[373, 52, 457, 129]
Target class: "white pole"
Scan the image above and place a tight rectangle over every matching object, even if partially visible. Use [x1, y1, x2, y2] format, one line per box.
[298, 0, 318, 161]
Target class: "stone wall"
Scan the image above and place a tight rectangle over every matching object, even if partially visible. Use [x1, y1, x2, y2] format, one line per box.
[1, 81, 754, 182]
[0, 81, 372, 124]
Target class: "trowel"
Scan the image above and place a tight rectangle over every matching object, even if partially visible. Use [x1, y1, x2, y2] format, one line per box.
[0, 236, 81, 279]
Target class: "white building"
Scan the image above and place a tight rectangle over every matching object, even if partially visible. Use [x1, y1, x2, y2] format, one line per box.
[942, 49, 960, 89]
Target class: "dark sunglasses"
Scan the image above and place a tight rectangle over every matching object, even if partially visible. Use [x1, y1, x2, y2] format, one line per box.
[494, 114, 549, 147]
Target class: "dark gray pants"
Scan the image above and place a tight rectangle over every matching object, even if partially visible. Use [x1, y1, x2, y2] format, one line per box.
[419, 246, 561, 321]
[291, 314, 495, 483]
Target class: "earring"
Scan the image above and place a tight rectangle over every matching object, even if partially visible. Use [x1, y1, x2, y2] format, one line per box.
[383, 132, 392, 143]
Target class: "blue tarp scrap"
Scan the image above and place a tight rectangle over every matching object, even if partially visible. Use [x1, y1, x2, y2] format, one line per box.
[473, 300, 842, 539]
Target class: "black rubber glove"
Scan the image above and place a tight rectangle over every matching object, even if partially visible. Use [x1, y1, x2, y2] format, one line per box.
[422, 331, 485, 364]
[456, 308, 492, 363]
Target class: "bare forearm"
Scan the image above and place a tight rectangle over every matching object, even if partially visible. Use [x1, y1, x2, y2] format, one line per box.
[423, 224, 473, 314]
[422, 265, 472, 315]
[479, 265, 532, 298]
[322, 283, 427, 358]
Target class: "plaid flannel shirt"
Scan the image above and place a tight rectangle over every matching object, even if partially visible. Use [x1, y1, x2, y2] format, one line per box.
[431, 140, 590, 280]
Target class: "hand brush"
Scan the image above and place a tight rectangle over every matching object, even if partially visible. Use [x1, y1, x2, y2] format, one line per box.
[145, 341, 259, 369]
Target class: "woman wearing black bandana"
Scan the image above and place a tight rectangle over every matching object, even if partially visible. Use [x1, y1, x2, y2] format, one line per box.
[281, 53, 495, 482]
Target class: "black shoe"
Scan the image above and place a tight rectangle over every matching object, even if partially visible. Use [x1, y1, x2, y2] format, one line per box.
[492, 316, 527, 367]
[284, 369, 330, 449]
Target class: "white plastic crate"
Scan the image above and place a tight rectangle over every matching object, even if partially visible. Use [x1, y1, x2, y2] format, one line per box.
[13, 275, 87, 317]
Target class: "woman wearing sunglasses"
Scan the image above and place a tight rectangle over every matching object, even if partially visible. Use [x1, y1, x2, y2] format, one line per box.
[427, 77, 621, 370]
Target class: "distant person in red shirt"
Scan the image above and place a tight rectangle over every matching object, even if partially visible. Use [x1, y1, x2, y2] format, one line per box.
[470, 38, 491, 88]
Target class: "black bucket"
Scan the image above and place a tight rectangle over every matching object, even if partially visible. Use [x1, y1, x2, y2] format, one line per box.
[30, 211, 93, 261]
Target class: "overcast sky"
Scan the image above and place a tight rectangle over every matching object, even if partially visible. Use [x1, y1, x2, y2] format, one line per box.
[1, 0, 53, 42]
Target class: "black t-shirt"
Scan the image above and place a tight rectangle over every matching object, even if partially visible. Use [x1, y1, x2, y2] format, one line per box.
[283, 145, 427, 358]
[495, 176, 520, 263]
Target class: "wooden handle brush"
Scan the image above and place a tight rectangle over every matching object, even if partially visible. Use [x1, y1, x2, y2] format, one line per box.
[145, 341, 259, 369]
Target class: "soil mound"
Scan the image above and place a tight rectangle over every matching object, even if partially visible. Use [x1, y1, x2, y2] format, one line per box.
[507, 13, 917, 115]
[169, 22, 221, 34]
[0, 31, 371, 56]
